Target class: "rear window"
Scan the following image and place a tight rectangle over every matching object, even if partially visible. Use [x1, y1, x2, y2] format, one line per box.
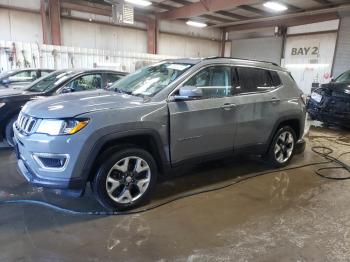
[236, 67, 275, 93]
[269, 71, 282, 86]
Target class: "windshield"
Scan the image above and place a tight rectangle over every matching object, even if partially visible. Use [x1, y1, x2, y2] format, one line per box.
[110, 62, 192, 97]
[0, 71, 14, 80]
[335, 70, 350, 83]
[27, 70, 75, 92]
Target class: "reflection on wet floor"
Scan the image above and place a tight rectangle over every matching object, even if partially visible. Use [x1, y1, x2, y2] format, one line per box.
[0, 121, 349, 261]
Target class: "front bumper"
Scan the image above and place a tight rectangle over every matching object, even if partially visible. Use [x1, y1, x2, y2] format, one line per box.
[13, 125, 88, 195]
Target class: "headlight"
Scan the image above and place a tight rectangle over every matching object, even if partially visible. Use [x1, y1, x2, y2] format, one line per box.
[0, 102, 6, 109]
[36, 119, 89, 136]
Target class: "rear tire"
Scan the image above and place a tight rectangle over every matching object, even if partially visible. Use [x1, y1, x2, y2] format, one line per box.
[266, 126, 296, 168]
[5, 116, 17, 147]
[92, 147, 158, 211]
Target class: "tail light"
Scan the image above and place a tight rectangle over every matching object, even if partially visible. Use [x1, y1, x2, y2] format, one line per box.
[300, 94, 308, 105]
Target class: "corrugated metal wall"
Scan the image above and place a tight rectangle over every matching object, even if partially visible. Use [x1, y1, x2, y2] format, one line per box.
[332, 16, 350, 78]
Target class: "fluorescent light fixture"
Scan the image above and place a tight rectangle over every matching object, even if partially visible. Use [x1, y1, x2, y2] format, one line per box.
[125, 0, 152, 7]
[263, 1, 288, 11]
[186, 20, 207, 28]
[285, 64, 330, 68]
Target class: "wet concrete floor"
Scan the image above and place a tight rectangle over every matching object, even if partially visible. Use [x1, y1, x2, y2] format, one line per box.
[0, 122, 349, 261]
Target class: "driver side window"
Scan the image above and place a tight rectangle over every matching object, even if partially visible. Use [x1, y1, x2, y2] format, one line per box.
[68, 74, 102, 92]
[184, 66, 232, 98]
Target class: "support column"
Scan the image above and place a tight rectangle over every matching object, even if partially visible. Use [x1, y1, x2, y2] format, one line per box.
[147, 18, 158, 54]
[40, 0, 49, 44]
[220, 28, 226, 57]
[49, 0, 61, 45]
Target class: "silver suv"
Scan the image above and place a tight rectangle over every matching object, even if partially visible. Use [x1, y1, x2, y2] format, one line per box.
[13, 58, 307, 210]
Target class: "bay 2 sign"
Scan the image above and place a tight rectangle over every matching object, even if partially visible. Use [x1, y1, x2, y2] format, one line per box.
[291, 47, 319, 56]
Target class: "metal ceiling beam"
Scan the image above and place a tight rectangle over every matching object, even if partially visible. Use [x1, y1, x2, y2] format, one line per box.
[217, 3, 350, 29]
[157, 0, 259, 20]
[238, 5, 269, 16]
[313, 0, 333, 5]
[215, 11, 248, 20]
[201, 14, 236, 23]
[224, 12, 339, 31]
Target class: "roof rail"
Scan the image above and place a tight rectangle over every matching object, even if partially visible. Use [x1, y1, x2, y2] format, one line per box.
[204, 56, 280, 67]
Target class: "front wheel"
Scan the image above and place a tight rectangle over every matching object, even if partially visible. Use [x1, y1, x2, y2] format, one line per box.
[5, 116, 18, 147]
[266, 126, 296, 168]
[92, 147, 158, 211]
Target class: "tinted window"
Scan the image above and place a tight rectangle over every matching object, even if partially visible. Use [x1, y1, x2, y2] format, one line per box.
[269, 71, 282, 86]
[105, 73, 122, 88]
[184, 66, 232, 98]
[335, 70, 350, 83]
[40, 70, 52, 77]
[67, 74, 102, 91]
[236, 67, 273, 93]
[27, 71, 75, 92]
[8, 70, 37, 82]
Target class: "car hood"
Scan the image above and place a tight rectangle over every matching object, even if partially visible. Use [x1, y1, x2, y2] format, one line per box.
[320, 82, 350, 93]
[22, 90, 146, 118]
[0, 88, 30, 98]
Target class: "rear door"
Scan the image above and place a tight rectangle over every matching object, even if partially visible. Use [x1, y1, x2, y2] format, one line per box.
[168, 65, 238, 164]
[232, 67, 282, 150]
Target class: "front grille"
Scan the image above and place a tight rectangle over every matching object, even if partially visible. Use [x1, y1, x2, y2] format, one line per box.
[16, 113, 37, 135]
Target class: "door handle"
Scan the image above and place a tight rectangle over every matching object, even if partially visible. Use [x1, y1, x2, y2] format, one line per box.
[270, 97, 281, 104]
[221, 103, 236, 110]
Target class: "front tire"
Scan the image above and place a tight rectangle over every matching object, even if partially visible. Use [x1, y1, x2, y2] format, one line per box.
[92, 147, 158, 211]
[5, 116, 17, 147]
[266, 126, 296, 168]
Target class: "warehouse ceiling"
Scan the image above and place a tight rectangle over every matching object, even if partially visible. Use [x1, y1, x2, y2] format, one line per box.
[75, 0, 350, 29]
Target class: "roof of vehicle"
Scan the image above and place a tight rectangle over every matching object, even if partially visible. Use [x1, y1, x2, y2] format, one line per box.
[62, 68, 128, 75]
[164, 57, 288, 72]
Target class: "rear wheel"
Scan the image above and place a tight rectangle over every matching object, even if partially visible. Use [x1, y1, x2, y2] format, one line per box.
[266, 126, 296, 168]
[92, 147, 157, 211]
[5, 116, 17, 147]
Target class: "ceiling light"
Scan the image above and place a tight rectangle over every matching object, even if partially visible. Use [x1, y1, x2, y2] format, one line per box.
[186, 20, 207, 28]
[263, 1, 288, 11]
[125, 0, 152, 7]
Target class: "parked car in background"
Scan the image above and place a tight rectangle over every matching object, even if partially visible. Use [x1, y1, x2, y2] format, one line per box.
[0, 69, 127, 146]
[0, 68, 54, 89]
[307, 69, 350, 128]
[13, 58, 306, 210]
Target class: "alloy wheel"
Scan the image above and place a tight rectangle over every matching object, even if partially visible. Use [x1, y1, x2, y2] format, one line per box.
[106, 156, 151, 204]
[274, 131, 295, 164]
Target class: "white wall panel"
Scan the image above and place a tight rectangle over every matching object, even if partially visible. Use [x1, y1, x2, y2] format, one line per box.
[0, 9, 42, 43]
[283, 33, 337, 94]
[61, 19, 148, 53]
[158, 33, 220, 57]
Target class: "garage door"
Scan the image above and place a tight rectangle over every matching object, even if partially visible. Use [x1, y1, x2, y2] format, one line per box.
[231, 37, 283, 65]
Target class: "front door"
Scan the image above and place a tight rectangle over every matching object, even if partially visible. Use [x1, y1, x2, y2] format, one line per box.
[168, 65, 237, 164]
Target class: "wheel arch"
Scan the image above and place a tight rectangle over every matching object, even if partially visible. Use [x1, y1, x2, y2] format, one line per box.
[82, 130, 170, 182]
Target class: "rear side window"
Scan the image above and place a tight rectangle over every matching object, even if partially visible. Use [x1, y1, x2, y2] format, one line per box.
[235, 67, 282, 94]
[269, 71, 282, 86]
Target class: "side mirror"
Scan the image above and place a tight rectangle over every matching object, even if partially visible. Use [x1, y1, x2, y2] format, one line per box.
[173, 85, 203, 101]
[62, 86, 74, 93]
[330, 77, 335, 82]
[1, 78, 10, 85]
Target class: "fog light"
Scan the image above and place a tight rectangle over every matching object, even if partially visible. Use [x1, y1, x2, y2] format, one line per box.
[32, 153, 69, 171]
